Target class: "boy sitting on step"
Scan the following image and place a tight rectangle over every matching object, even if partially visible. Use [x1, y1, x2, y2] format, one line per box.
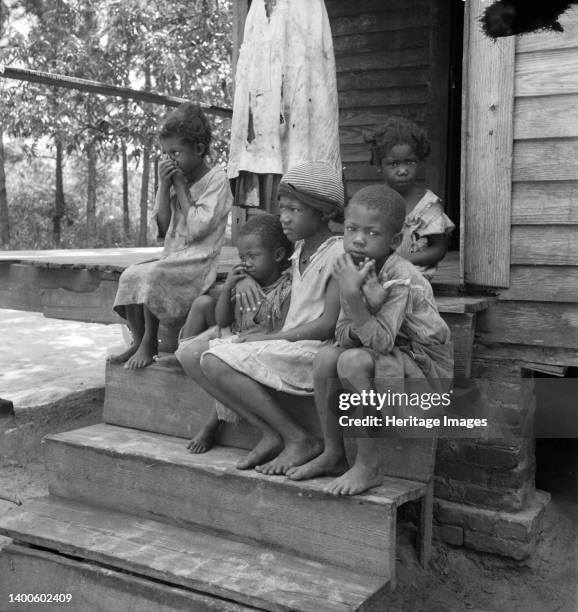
[287, 185, 453, 495]
[174, 213, 293, 453]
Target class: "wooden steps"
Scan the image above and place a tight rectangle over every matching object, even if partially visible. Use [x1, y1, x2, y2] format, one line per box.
[0, 497, 385, 612]
[42, 423, 424, 580]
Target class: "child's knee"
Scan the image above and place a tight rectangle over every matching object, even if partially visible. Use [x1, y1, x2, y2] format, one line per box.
[337, 349, 374, 379]
[313, 347, 342, 381]
[191, 294, 216, 314]
[200, 353, 226, 382]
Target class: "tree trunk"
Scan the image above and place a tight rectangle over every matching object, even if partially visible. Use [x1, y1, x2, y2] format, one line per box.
[0, 127, 9, 246]
[138, 147, 150, 246]
[86, 141, 97, 246]
[53, 139, 65, 247]
[122, 140, 129, 241]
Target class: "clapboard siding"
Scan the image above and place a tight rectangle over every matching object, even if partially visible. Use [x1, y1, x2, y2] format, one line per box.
[511, 182, 578, 224]
[515, 8, 578, 54]
[512, 139, 578, 182]
[514, 95, 578, 140]
[499, 267, 578, 303]
[510, 226, 578, 266]
[515, 49, 578, 97]
[327, 0, 452, 202]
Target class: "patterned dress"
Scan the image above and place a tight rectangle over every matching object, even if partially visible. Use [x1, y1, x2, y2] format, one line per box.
[201, 236, 343, 395]
[396, 190, 455, 279]
[113, 167, 232, 327]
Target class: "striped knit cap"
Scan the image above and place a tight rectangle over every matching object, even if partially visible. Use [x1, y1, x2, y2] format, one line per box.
[278, 161, 344, 222]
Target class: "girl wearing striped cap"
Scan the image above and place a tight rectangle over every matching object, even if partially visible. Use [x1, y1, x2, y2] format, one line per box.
[189, 161, 344, 473]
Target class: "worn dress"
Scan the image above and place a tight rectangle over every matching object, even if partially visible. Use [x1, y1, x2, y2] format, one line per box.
[201, 236, 343, 395]
[113, 167, 232, 328]
[396, 190, 455, 279]
[336, 252, 453, 394]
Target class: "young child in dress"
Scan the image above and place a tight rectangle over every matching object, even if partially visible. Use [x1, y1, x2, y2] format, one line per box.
[287, 185, 453, 496]
[110, 102, 233, 369]
[188, 161, 344, 473]
[367, 116, 455, 279]
[175, 213, 293, 453]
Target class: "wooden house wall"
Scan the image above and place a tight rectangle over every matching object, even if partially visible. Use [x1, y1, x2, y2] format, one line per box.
[476, 7, 578, 363]
[325, 0, 452, 201]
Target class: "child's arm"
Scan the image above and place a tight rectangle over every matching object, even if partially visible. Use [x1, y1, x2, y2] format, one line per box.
[154, 158, 177, 237]
[214, 265, 247, 328]
[334, 255, 409, 355]
[241, 277, 341, 343]
[405, 234, 448, 268]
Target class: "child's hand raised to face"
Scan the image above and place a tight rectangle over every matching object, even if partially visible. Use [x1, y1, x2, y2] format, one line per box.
[158, 155, 186, 187]
[224, 263, 248, 288]
[332, 254, 373, 296]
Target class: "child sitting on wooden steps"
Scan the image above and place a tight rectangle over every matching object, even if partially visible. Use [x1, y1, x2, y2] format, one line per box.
[194, 161, 344, 473]
[174, 213, 293, 453]
[287, 185, 453, 496]
[367, 116, 455, 279]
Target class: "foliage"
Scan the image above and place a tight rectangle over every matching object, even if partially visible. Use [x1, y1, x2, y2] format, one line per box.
[0, 0, 233, 249]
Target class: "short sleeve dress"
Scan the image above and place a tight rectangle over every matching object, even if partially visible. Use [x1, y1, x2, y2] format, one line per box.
[113, 167, 233, 328]
[396, 190, 455, 279]
[201, 236, 343, 395]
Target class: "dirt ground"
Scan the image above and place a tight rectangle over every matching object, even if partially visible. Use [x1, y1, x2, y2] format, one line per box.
[0, 311, 576, 612]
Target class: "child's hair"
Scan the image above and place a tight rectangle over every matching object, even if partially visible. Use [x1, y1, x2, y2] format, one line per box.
[366, 116, 431, 166]
[158, 102, 211, 156]
[348, 185, 406, 235]
[237, 213, 293, 261]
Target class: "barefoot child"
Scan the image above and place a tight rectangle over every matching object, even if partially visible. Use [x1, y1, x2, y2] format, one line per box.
[110, 102, 233, 369]
[191, 161, 344, 472]
[367, 116, 455, 279]
[174, 213, 293, 453]
[288, 185, 453, 495]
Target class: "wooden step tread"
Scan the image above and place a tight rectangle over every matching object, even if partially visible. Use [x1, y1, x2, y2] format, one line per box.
[0, 496, 385, 612]
[47, 423, 426, 507]
[434, 296, 490, 314]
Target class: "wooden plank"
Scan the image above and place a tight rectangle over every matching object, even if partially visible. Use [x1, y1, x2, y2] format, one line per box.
[43, 424, 417, 578]
[339, 105, 427, 128]
[0, 497, 383, 612]
[435, 297, 489, 314]
[515, 49, 578, 97]
[511, 181, 578, 224]
[326, 0, 427, 18]
[499, 266, 578, 302]
[461, 0, 514, 288]
[443, 313, 474, 380]
[477, 302, 578, 348]
[331, 7, 430, 37]
[516, 8, 578, 53]
[338, 67, 429, 93]
[511, 226, 578, 266]
[474, 341, 578, 367]
[333, 28, 429, 57]
[336, 48, 429, 72]
[513, 139, 578, 182]
[514, 95, 578, 140]
[0, 543, 253, 612]
[338, 85, 428, 109]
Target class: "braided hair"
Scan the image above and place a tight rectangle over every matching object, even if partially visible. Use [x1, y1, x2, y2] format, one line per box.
[159, 102, 211, 156]
[366, 116, 431, 166]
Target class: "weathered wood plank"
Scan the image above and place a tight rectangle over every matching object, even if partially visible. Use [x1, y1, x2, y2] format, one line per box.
[513, 140, 578, 182]
[326, 0, 428, 18]
[0, 543, 253, 612]
[333, 28, 429, 57]
[511, 226, 578, 266]
[435, 297, 490, 314]
[474, 342, 578, 367]
[515, 8, 578, 53]
[443, 313, 474, 380]
[461, 0, 514, 288]
[339, 105, 427, 128]
[477, 302, 578, 348]
[514, 95, 578, 140]
[499, 266, 578, 302]
[336, 48, 429, 72]
[511, 181, 578, 224]
[515, 49, 578, 97]
[43, 425, 408, 579]
[331, 7, 430, 37]
[338, 67, 429, 93]
[0, 497, 383, 612]
[338, 85, 428, 109]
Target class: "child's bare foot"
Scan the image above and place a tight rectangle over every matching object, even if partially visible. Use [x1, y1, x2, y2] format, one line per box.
[255, 436, 322, 476]
[236, 433, 283, 470]
[154, 354, 180, 368]
[324, 461, 383, 496]
[108, 344, 139, 364]
[187, 419, 221, 454]
[286, 449, 348, 481]
[124, 339, 158, 370]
